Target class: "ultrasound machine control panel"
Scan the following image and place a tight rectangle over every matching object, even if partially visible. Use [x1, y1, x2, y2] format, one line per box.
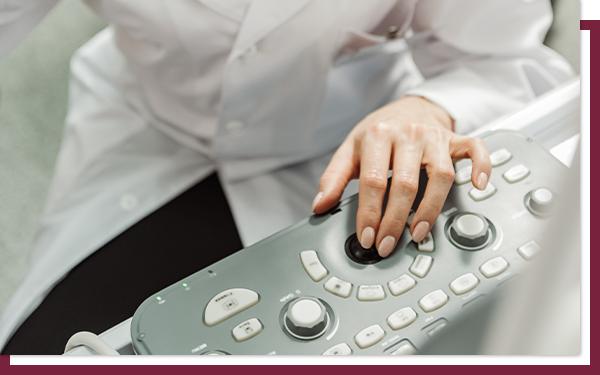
[128, 129, 568, 356]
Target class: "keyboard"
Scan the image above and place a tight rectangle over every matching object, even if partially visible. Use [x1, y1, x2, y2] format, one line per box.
[129, 130, 568, 355]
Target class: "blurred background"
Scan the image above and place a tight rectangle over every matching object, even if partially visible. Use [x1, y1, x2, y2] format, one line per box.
[0, 1, 580, 316]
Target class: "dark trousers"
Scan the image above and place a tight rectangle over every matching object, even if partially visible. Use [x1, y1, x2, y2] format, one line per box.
[2, 173, 243, 355]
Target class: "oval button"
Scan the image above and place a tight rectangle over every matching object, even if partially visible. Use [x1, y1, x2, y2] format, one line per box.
[204, 288, 259, 327]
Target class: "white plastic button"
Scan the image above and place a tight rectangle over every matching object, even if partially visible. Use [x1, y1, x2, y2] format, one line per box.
[388, 274, 416, 296]
[480, 257, 509, 278]
[225, 120, 245, 133]
[322, 343, 352, 355]
[387, 307, 417, 330]
[300, 250, 328, 282]
[357, 285, 385, 301]
[204, 288, 259, 326]
[354, 324, 386, 349]
[449, 273, 479, 295]
[469, 182, 497, 201]
[503, 164, 530, 183]
[417, 232, 435, 252]
[119, 194, 138, 212]
[454, 165, 472, 185]
[289, 299, 322, 326]
[410, 254, 433, 278]
[232, 318, 263, 342]
[419, 289, 449, 313]
[456, 214, 485, 236]
[518, 240, 541, 261]
[324, 277, 352, 298]
[490, 148, 512, 167]
[390, 342, 414, 355]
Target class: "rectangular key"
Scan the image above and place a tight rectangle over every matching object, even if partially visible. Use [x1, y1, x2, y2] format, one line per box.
[410, 255, 432, 278]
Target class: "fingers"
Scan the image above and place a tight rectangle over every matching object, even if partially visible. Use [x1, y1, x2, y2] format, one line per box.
[356, 124, 394, 249]
[450, 135, 492, 190]
[375, 147, 422, 257]
[313, 140, 357, 214]
[409, 143, 455, 243]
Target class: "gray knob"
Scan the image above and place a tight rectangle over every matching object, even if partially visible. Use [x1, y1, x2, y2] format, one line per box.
[528, 188, 555, 215]
[450, 213, 490, 249]
[284, 298, 329, 340]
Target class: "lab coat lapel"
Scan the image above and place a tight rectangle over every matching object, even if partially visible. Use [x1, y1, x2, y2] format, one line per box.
[229, 0, 311, 61]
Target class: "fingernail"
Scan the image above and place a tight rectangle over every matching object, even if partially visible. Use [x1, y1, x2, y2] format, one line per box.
[312, 192, 323, 212]
[378, 236, 396, 257]
[412, 221, 430, 243]
[477, 173, 488, 190]
[360, 227, 375, 249]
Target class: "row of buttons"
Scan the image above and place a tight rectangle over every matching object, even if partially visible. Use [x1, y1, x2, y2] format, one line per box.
[455, 148, 532, 202]
[301, 250, 520, 300]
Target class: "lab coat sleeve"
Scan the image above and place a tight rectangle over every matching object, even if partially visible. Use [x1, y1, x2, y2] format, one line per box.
[404, 0, 575, 135]
[0, 0, 59, 59]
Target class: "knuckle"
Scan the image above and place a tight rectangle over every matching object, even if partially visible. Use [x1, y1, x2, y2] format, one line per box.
[359, 205, 382, 223]
[393, 176, 419, 195]
[367, 122, 393, 137]
[362, 172, 388, 191]
[433, 166, 455, 183]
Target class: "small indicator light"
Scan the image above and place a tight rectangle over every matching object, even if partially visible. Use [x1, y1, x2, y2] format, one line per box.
[156, 296, 162, 301]
[182, 283, 188, 287]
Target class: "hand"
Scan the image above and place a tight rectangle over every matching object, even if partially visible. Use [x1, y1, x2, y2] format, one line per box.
[312, 96, 491, 257]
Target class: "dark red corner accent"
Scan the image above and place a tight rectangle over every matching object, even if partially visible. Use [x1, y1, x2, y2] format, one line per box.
[581, 20, 599, 30]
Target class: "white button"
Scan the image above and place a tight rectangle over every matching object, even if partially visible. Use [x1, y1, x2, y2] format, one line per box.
[490, 148, 512, 167]
[533, 188, 553, 204]
[417, 232, 435, 252]
[419, 289, 449, 313]
[469, 182, 496, 201]
[119, 194, 138, 212]
[518, 240, 541, 261]
[388, 274, 416, 296]
[290, 299, 322, 326]
[354, 324, 385, 349]
[480, 257, 509, 278]
[456, 214, 485, 236]
[449, 273, 479, 295]
[387, 307, 417, 330]
[204, 288, 259, 326]
[357, 285, 385, 301]
[390, 342, 414, 355]
[241, 44, 259, 58]
[410, 254, 433, 278]
[324, 277, 352, 298]
[322, 343, 352, 355]
[503, 164, 530, 183]
[406, 210, 415, 225]
[300, 250, 328, 282]
[454, 165, 472, 185]
[232, 318, 262, 342]
[225, 120, 245, 133]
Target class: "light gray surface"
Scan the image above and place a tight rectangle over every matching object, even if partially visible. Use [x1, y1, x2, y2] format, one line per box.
[0, 0, 580, 318]
[130, 130, 569, 355]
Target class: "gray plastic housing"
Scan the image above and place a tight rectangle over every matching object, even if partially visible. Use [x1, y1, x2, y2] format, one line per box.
[130, 130, 568, 355]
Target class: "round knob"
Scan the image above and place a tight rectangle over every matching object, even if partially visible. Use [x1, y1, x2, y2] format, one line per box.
[284, 298, 329, 340]
[528, 188, 555, 215]
[449, 213, 490, 249]
[345, 233, 384, 265]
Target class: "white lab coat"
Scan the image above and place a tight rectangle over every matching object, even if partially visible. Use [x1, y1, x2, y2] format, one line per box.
[0, 0, 573, 350]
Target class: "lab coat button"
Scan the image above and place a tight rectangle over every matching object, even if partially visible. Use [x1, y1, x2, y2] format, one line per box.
[241, 44, 259, 58]
[225, 120, 245, 133]
[120, 194, 138, 212]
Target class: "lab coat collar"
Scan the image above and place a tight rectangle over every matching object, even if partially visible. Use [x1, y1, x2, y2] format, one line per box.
[228, 0, 311, 62]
